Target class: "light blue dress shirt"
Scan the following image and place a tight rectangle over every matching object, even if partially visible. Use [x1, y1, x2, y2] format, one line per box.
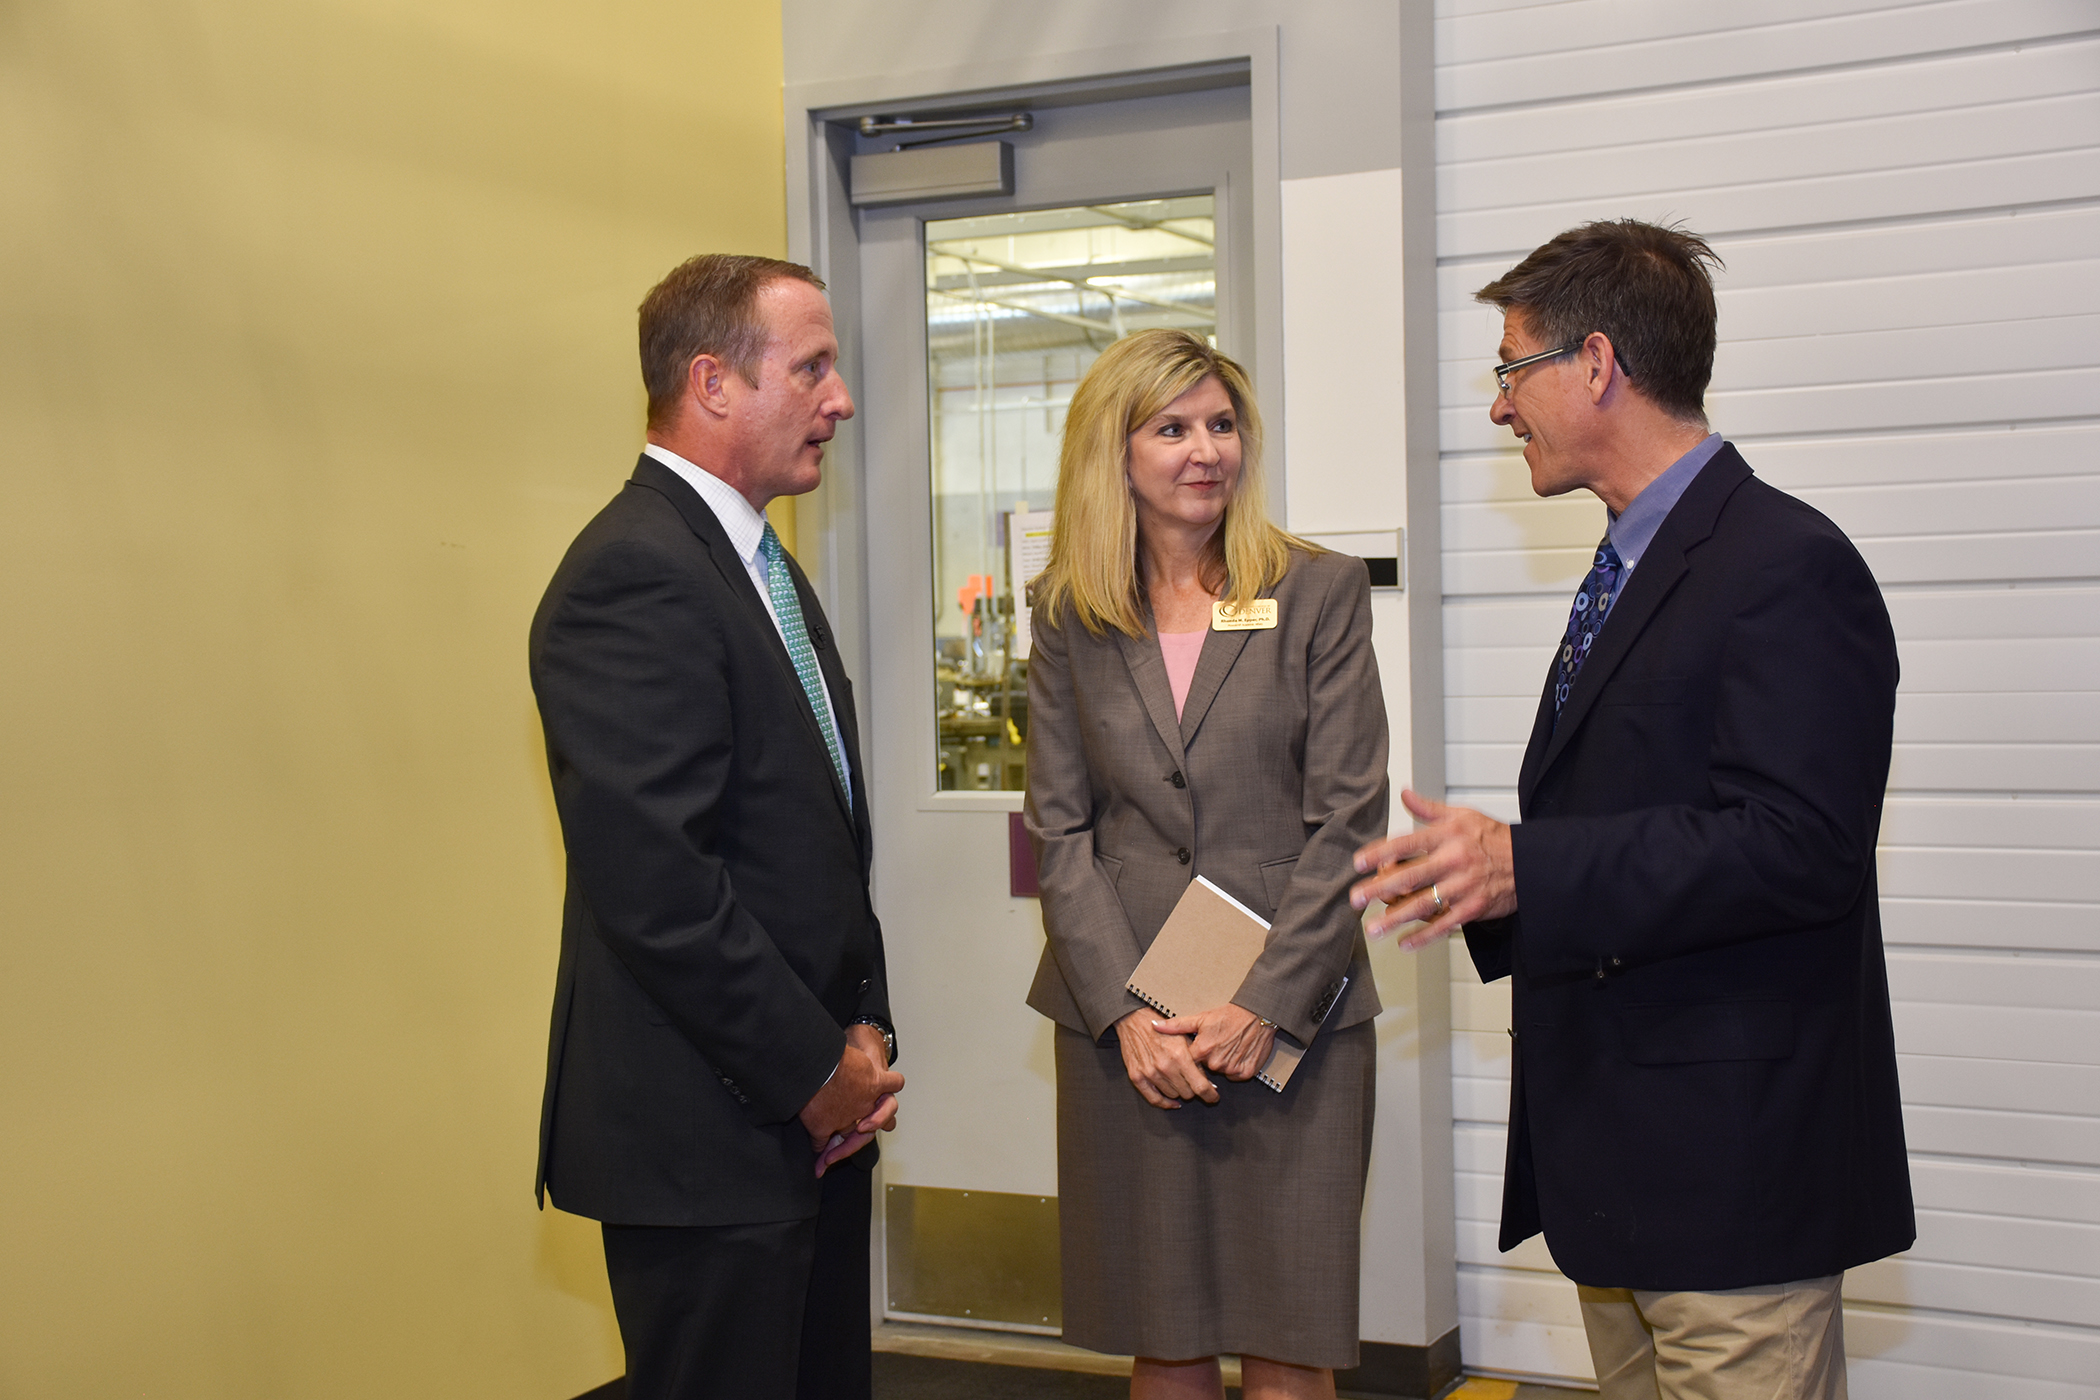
[1607, 432, 1726, 581]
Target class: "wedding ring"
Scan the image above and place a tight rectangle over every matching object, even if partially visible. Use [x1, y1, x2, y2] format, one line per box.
[1430, 883, 1448, 914]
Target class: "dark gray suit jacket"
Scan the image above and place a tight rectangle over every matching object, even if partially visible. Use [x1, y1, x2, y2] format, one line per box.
[529, 456, 890, 1227]
[1024, 548, 1387, 1047]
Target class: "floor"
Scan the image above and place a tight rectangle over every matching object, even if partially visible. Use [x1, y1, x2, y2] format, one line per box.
[874, 1353, 1127, 1398]
[573, 1326, 1591, 1400]
[869, 1323, 1590, 1400]
[873, 1354, 1588, 1397]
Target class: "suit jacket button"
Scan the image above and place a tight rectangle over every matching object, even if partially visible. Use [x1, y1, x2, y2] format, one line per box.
[1176, 847, 1190, 865]
[1171, 771, 1186, 788]
[858, 979, 872, 994]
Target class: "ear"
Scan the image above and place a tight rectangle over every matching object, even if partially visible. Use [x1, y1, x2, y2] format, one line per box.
[1580, 331, 1622, 406]
[686, 353, 733, 420]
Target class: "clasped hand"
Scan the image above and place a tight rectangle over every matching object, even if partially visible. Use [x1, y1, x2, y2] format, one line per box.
[1117, 1003, 1277, 1110]
[798, 1024, 903, 1176]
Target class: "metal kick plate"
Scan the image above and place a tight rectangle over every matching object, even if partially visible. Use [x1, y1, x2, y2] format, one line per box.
[885, 1183, 1061, 1331]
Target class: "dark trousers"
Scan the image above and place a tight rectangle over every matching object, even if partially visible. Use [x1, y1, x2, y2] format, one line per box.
[601, 1164, 872, 1400]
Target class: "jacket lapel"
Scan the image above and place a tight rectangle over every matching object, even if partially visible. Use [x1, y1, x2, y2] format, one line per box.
[1523, 446, 1753, 799]
[1115, 625, 1188, 769]
[628, 457, 856, 827]
[1514, 666, 1559, 808]
[1113, 584, 1266, 761]
[1177, 622, 1252, 746]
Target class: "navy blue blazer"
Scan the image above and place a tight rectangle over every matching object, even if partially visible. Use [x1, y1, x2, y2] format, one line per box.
[529, 456, 890, 1227]
[1463, 444, 1915, 1291]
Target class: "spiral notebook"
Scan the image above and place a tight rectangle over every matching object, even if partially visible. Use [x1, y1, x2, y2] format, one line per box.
[1125, 875, 1342, 1093]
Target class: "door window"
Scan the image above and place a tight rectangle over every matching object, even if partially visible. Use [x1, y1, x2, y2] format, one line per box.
[926, 196, 1217, 790]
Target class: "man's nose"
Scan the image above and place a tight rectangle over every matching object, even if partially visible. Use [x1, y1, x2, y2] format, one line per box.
[1488, 388, 1513, 426]
[826, 372, 855, 421]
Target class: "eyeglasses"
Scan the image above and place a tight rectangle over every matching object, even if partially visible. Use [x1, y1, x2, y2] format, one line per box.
[1493, 341, 1583, 396]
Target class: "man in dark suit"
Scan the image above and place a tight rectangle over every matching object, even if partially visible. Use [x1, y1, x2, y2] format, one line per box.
[530, 253, 903, 1400]
[1350, 221, 1912, 1399]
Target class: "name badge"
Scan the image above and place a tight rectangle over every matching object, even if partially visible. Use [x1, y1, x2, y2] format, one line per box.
[1211, 598, 1278, 631]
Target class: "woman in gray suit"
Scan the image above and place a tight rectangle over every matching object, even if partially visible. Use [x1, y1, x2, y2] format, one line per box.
[1024, 329, 1389, 1400]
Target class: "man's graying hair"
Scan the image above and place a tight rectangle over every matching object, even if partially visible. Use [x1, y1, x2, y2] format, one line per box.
[638, 254, 826, 429]
[1475, 220, 1723, 423]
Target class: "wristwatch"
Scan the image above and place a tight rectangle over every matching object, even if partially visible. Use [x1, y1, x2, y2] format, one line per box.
[850, 1016, 897, 1066]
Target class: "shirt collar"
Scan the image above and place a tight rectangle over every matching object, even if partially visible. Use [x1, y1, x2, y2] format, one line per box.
[1608, 432, 1724, 569]
[642, 443, 768, 566]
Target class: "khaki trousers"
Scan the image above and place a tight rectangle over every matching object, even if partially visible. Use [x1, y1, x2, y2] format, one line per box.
[1577, 1274, 1846, 1400]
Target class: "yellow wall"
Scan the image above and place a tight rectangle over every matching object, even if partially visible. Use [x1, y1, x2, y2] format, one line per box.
[0, 2, 783, 1395]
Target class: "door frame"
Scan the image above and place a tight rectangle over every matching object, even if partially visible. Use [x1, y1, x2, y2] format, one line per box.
[784, 28, 1283, 701]
[785, 34, 1286, 1330]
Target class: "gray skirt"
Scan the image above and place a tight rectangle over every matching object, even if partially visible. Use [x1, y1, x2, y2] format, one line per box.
[1053, 1020, 1376, 1368]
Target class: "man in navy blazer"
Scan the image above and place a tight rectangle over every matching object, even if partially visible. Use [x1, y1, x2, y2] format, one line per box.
[530, 254, 902, 1400]
[1351, 221, 1911, 1399]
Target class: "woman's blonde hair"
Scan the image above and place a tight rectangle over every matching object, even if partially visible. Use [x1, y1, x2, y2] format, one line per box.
[1034, 329, 1310, 638]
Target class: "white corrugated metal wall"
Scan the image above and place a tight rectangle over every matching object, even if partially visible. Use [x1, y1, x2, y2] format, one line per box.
[1432, 2, 2100, 1393]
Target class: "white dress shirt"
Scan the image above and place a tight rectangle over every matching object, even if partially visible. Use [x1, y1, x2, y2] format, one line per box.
[641, 443, 851, 803]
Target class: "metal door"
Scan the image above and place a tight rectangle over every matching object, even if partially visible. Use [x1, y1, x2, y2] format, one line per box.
[848, 78, 1256, 1330]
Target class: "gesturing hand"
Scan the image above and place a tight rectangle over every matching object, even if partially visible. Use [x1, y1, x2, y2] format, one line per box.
[1350, 787, 1517, 949]
[1114, 1008, 1219, 1110]
[1152, 1003, 1277, 1082]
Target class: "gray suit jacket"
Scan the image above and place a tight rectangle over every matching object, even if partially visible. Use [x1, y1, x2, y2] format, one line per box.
[1024, 548, 1388, 1047]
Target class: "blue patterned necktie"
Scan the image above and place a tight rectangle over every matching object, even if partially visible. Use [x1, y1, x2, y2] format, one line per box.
[1553, 534, 1625, 726]
[759, 522, 850, 798]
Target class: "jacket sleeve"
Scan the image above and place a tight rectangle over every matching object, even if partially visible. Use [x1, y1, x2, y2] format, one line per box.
[851, 910, 895, 1063]
[1459, 916, 1517, 984]
[1232, 559, 1391, 1043]
[1510, 528, 1898, 979]
[533, 537, 845, 1123]
[1023, 612, 1152, 1039]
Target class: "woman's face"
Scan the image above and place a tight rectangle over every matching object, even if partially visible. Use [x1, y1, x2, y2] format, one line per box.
[1125, 374, 1243, 541]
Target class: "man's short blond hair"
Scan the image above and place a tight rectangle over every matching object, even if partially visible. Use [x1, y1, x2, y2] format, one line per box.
[638, 254, 826, 429]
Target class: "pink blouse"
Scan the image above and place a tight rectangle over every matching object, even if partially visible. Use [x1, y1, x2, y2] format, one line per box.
[1158, 629, 1207, 719]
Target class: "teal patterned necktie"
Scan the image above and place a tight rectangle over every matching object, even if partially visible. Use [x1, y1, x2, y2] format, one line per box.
[759, 522, 850, 799]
